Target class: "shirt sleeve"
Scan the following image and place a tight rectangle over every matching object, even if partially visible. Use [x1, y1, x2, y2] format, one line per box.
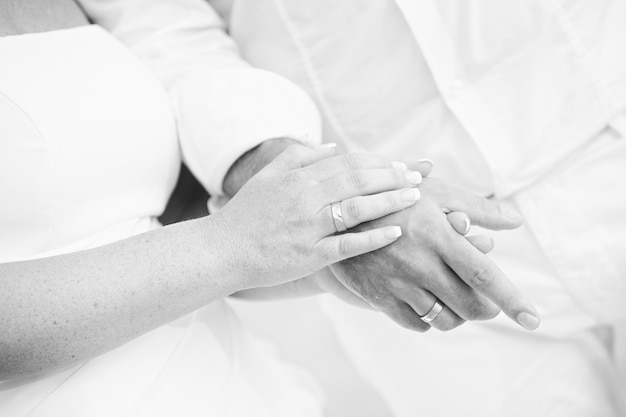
[78, 0, 322, 196]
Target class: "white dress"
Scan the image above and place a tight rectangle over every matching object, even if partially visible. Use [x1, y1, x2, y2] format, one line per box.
[0, 26, 322, 417]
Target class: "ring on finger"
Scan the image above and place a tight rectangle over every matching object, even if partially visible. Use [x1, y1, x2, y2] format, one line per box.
[420, 299, 444, 323]
[330, 201, 347, 233]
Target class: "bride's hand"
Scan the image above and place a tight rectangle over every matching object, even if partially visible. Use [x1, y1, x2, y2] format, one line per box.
[213, 144, 423, 289]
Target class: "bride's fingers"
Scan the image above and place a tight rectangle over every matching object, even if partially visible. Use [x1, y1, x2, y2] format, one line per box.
[318, 188, 421, 234]
[302, 152, 407, 181]
[315, 226, 403, 264]
[269, 143, 337, 171]
[316, 168, 422, 205]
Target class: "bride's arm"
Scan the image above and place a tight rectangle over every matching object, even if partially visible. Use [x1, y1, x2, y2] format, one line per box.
[0, 145, 419, 381]
[0, 216, 237, 380]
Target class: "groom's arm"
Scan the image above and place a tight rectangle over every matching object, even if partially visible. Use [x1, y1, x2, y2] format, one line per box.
[79, 0, 539, 331]
[79, 0, 322, 200]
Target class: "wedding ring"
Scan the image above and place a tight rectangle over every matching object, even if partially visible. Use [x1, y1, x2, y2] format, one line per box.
[420, 299, 444, 323]
[331, 201, 347, 233]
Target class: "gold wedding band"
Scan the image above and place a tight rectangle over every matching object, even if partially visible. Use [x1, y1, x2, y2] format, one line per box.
[420, 299, 444, 323]
[331, 201, 347, 233]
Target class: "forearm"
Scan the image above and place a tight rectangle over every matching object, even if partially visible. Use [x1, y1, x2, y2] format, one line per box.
[0, 216, 241, 380]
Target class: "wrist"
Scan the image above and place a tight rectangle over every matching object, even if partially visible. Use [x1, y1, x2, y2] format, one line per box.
[188, 214, 252, 295]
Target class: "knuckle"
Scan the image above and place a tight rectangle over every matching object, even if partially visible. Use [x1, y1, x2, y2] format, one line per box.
[281, 169, 305, 186]
[348, 170, 365, 189]
[386, 190, 398, 207]
[337, 236, 353, 257]
[355, 279, 392, 307]
[343, 153, 362, 170]
[464, 302, 491, 320]
[344, 199, 362, 221]
[466, 266, 495, 291]
[367, 231, 378, 249]
[293, 240, 313, 258]
[418, 220, 448, 248]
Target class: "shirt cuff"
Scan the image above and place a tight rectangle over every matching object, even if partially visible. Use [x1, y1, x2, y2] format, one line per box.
[171, 67, 322, 196]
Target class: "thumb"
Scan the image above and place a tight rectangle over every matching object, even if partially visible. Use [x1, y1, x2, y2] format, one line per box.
[445, 195, 524, 231]
[405, 158, 434, 177]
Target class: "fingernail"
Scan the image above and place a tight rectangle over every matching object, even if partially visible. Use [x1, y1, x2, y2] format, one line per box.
[416, 158, 434, 173]
[392, 161, 407, 170]
[385, 226, 402, 239]
[517, 312, 540, 330]
[462, 217, 471, 235]
[404, 171, 422, 185]
[401, 188, 421, 202]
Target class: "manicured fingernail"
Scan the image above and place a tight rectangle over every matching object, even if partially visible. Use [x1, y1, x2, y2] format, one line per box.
[392, 161, 407, 170]
[385, 226, 402, 239]
[401, 188, 421, 202]
[517, 312, 540, 330]
[462, 217, 471, 235]
[404, 171, 422, 185]
[416, 158, 434, 172]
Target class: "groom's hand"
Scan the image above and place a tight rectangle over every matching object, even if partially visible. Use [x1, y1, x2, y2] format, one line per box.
[223, 137, 300, 197]
[328, 177, 541, 332]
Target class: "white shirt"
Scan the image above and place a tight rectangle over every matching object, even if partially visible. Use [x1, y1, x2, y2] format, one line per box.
[204, 0, 626, 326]
[73, 3, 626, 414]
[82, 0, 626, 323]
[78, 0, 322, 197]
[202, 3, 626, 414]
[393, 0, 626, 197]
